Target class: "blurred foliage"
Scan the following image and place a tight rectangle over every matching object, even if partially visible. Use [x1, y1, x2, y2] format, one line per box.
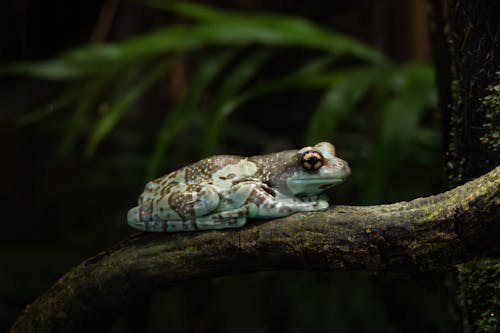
[6, 1, 438, 202]
[1, 1, 448, 332]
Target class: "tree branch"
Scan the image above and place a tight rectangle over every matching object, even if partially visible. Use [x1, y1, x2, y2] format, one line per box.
[11, 166, 500, 332]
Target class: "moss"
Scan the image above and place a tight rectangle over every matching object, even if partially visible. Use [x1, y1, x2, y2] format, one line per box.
[457, 259, 500, 333]
[480, 73, 500, 154]
[451, 78, 463, 107]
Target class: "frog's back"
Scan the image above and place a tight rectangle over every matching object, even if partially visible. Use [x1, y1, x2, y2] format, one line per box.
[153, 154, 247, 186]
[179, 155, 249, 183]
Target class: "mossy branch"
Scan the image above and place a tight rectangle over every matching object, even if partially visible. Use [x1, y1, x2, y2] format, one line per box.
[11, 166, 500, 332]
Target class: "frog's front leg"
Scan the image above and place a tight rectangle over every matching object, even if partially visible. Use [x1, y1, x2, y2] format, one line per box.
[230, 181, 329, 218]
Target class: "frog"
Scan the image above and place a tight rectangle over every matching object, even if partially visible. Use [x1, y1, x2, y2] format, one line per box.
[127, 142, 350, 232]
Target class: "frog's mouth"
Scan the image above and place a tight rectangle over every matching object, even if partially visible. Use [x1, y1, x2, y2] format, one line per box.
[286, 158, 351, 195]
[286, 176, 347, 195]
[288, 177, 345, 186]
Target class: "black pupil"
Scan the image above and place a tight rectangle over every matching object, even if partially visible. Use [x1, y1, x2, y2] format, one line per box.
[302, 151, 322, 170]
[306, 155, 319, 165]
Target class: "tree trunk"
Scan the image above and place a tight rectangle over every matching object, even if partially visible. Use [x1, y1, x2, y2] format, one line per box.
[429, 0, 499, 331]
[10, 167, 500, 332]
[431, 0, 499, 187]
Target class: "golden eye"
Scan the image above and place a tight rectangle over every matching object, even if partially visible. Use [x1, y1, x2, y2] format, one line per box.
[300, 150, 323, 171]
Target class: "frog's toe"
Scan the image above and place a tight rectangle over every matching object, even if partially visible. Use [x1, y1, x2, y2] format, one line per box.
[234, 216, 247, 227]
[246, 203, 259, 218]
[314, 199, 329, 211]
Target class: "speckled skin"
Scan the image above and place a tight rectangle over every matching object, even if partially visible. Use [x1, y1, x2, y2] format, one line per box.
[128, 142, 350, 232]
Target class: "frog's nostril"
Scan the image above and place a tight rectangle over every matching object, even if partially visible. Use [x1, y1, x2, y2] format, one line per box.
[332, 159, 350, 174]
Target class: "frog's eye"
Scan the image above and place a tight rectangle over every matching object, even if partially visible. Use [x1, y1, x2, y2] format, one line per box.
[300, 150, 323, 171]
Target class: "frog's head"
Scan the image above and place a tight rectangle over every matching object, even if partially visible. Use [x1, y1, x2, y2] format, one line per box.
[276, 142, 350, 196]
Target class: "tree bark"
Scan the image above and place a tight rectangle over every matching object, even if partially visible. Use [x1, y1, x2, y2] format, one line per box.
[10, 166, 499, 332]
[430, 0, 500, 187]
[429, 1, 500, 331]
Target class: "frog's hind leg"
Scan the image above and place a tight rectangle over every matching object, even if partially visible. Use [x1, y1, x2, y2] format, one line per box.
[128, 206, 248, 232]
[127, 185, 221, 232]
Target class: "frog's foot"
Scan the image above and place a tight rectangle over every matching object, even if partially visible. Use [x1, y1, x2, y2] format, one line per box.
[193, 207, 248, 230]
[301, 199, 329, 211]
[318, 199, 329, 210]
[266, 199, 329, 216]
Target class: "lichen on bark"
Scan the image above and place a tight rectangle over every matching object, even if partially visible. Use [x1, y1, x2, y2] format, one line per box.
[437, 1, 500, 188]
[480, 73, 500, 154]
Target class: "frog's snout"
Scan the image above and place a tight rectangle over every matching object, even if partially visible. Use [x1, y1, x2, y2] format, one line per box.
[330, 157, 351, 179]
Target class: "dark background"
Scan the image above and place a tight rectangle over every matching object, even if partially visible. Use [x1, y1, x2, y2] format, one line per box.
[1, 1, 455, 332]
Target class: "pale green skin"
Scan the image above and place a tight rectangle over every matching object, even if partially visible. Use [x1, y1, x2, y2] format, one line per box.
[128, 142, 350, 232]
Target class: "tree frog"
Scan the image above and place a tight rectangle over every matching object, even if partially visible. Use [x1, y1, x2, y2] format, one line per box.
[128, 142, 350, 232]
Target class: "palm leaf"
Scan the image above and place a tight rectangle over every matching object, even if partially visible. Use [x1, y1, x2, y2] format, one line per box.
[85, 59, 173, 156]
[146, 51, 236, 179]
[202, 50, 272, 156]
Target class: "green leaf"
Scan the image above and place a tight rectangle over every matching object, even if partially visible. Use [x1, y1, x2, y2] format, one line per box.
[3, 28, 196, 80]
[192, 56, 337, 154]
[202, 50, 272, 156]
[3, 1, 384, 80]
[154, 1, 384, 63]
[146, 51, 236, 179]
[362, 63, 436, 203]
[15, 89, 81, 126]
[58, 66, 132, 157]
[215, 55, 335, 112]
[379, 63, 436, 144]
[306, 66, 381, 144]
[85, 59, 173, 157]
[58, 82, 103, 157]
